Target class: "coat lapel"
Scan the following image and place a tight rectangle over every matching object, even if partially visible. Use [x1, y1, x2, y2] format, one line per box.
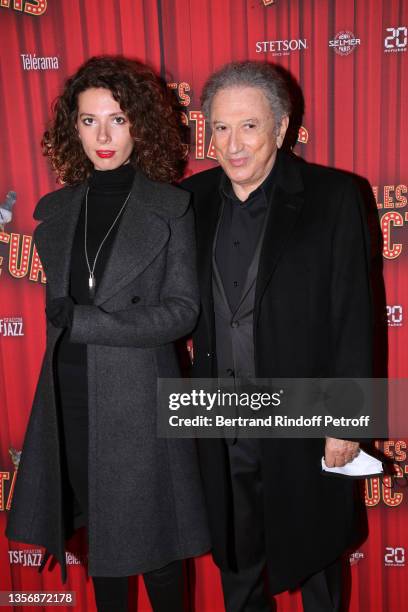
[34, 184, 86, 298]
[211, 198, 232, 313]
[34, 171, 174, 304]
[196, 190, 222, 335]
[254, 153, 305, 309]
[94, 170, 171, 305]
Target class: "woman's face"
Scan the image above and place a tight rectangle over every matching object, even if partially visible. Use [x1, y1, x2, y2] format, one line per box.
[76, 87, 134, 171]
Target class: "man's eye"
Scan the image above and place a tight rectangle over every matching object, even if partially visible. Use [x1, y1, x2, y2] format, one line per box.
[244, 123, 256, 129]
[215, 125, 226, 131]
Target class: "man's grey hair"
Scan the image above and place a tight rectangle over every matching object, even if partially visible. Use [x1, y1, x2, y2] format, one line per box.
[201, 61, 292, 127]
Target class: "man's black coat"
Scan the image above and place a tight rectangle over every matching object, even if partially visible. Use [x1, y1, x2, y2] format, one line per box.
[182, 151, 372, 594]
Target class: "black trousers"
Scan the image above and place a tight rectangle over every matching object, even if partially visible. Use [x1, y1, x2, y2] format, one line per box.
[221, 438, 344, 612]
[92, 561, 185, 612]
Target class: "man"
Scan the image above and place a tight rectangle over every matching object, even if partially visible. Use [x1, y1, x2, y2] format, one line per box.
[182, 61, 372, 611]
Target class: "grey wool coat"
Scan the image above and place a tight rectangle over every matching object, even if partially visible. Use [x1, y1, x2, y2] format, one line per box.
[6, 169, 210, 581]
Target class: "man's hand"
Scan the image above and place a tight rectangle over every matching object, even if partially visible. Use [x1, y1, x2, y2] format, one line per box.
[324, 437, 360, 467]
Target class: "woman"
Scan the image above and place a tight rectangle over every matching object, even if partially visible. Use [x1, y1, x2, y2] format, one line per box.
[6, 56, 209, 611]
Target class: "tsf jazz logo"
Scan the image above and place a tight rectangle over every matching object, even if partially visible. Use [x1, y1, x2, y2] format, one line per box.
[0, 318, 24, 337]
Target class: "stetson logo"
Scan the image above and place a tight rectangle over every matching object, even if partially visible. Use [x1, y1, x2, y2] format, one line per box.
[256, 38, 308, 55]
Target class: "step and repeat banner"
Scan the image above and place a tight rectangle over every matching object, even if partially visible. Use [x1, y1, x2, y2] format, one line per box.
[0, 1, 407, 610]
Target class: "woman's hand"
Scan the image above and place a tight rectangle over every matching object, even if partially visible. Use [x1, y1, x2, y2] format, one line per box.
[46, 297, 75, 329]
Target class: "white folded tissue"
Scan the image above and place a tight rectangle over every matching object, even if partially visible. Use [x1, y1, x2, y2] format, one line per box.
[321, 449, 384, 478]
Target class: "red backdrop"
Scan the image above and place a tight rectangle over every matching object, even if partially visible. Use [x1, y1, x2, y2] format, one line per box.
[0, 1, 407, 610]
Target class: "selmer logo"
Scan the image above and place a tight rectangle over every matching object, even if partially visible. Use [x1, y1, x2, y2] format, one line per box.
[329, 31, 361, 56]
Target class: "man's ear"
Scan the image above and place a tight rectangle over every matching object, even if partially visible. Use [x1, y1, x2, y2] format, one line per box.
[277, 115, 289, 149]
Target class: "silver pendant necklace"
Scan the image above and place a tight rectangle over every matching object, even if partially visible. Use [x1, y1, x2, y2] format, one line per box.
[84, 186, 131, 298]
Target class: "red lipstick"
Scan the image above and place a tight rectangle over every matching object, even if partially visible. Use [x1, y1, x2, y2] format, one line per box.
[96, 150, 115, 158]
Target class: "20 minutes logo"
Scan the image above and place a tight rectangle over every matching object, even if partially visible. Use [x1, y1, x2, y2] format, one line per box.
[384, 547, 405, 567]
[387, 305, 403, 327]
[384, 27, 407, 53]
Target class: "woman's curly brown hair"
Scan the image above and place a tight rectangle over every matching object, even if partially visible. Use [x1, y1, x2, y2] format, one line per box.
[42, 55, 187, 184]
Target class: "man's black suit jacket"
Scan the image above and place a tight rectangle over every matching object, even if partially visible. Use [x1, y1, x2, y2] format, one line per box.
[181, 151, 373, 594]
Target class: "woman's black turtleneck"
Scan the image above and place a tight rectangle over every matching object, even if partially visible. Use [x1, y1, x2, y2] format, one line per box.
[70, 162, 136, 307]
[56, 163, 135, 525]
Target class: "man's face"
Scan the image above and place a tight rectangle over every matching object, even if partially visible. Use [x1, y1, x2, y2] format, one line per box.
[210, 86, 288, 200]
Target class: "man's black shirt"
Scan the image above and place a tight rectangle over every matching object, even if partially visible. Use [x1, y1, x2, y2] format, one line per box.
[215, 159, 278, 312]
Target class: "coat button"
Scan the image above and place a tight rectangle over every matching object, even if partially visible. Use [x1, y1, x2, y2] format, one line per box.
[131, 296, 140, 304]
[231, 321, 239, 328]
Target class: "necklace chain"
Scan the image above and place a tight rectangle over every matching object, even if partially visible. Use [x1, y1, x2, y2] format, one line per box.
[84, 186, 131, 297]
